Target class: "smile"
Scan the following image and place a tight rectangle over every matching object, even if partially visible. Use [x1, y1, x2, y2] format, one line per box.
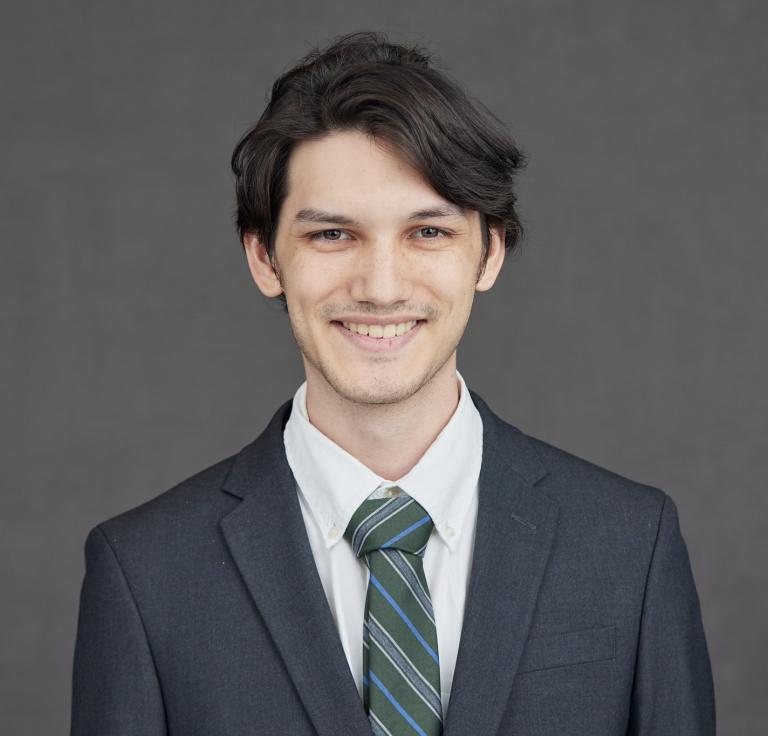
[332, 319, 425, 352]
[340, 320, 419, 338]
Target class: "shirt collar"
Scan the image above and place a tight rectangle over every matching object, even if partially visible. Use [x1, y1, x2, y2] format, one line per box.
[283, 370, 483, 551]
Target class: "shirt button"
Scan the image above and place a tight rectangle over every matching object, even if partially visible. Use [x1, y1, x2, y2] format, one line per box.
[445, 525, 455, 538]
[328, 525, 340, 540]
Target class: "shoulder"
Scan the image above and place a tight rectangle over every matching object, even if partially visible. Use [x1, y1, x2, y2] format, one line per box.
[494, 423, 686, 588]
[473, 387, 666, 503]
[528, 431, 667, 509]
[473, 388, 669, 520]
[86, 451, 241, 557]
[477, 392, 673, 540]
[511, 428, 676, 558]
[93, 398, 295, 535]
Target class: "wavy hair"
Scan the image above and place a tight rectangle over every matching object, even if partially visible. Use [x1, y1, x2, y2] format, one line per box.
[231, 31, 526, 308]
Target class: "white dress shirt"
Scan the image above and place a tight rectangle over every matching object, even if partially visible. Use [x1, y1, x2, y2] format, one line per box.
[283, 369, 483, 711]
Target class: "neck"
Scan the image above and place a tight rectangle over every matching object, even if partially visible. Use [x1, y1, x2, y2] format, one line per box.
[303, 359, 461, 480]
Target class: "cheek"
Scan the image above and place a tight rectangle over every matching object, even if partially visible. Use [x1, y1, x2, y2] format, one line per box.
[427, 260, 478, 305]
[286, 255, 341, 303]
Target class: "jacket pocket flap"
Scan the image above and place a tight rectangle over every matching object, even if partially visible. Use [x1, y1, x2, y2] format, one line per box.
[518, 623, 616, 674]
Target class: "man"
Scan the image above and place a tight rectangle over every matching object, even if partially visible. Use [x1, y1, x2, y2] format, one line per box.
[71, 31, 716, 735]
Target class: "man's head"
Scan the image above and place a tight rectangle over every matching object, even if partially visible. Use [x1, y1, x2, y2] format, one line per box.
[231, 31, 525, 406]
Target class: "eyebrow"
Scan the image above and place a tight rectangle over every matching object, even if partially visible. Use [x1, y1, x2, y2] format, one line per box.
[292, 204, 466, 226]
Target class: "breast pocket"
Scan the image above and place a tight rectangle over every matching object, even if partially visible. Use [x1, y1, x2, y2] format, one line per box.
[517, 624, 616, 674]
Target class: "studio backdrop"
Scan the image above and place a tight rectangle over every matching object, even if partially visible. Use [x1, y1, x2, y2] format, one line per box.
[1, 1, 766, 734]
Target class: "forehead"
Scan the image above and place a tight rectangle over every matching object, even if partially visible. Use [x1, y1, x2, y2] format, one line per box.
[282, 130, 456, 218]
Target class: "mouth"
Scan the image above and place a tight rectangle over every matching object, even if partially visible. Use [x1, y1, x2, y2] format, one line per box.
[331, 319, 427, 352]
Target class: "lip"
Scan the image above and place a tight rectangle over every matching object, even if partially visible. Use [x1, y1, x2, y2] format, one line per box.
[332, 315, 426, 325]
[332, 320, 425, 353]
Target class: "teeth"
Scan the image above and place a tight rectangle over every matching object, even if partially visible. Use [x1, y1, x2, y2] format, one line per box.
[341, 320, 418, 338]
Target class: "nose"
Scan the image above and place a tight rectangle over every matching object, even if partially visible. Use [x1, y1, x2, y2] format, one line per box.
[347, 237, 414, 307]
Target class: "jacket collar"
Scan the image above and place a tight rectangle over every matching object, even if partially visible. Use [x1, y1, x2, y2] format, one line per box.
[222, 388, 548, 498]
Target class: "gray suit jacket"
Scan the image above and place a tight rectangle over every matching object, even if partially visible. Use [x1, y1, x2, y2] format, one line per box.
[71, 389, 716, 735]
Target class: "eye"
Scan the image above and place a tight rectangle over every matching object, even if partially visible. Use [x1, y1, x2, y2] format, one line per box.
[413, 226, 449, 239]
[309, 229, 352, 241]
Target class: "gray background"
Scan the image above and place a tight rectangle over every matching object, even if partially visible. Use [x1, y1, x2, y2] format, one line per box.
[2, 1, 766, 733]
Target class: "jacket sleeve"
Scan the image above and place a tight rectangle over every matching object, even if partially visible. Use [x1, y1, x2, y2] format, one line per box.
[627, 493, 716, 735]
[71, 525, 167, 736]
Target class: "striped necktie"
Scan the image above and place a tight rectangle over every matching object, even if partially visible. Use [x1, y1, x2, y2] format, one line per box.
[344, 489, 443, 736]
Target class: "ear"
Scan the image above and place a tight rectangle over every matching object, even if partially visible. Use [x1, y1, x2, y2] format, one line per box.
[243, 232, 283, 297]
[475, 223, 506, 292]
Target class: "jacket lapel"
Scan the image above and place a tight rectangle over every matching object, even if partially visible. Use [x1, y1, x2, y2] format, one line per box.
[218, 388, 557, 736]
[219, 399, 372, 736]
[443, 390, 558, 736]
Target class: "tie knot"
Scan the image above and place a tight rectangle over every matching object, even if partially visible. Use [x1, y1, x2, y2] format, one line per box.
[344, 489, 434, 558]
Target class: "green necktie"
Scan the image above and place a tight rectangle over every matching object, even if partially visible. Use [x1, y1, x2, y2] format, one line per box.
[344, 489, 443, 736]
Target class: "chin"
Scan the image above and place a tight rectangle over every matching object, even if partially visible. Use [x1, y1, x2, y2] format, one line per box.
[328, 371, 424, 407]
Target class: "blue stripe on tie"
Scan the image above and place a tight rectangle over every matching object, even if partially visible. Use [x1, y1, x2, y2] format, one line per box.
[381, 515, 431, 549]
[369, 574, 439, 663]
[369, 670, 428, 736]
